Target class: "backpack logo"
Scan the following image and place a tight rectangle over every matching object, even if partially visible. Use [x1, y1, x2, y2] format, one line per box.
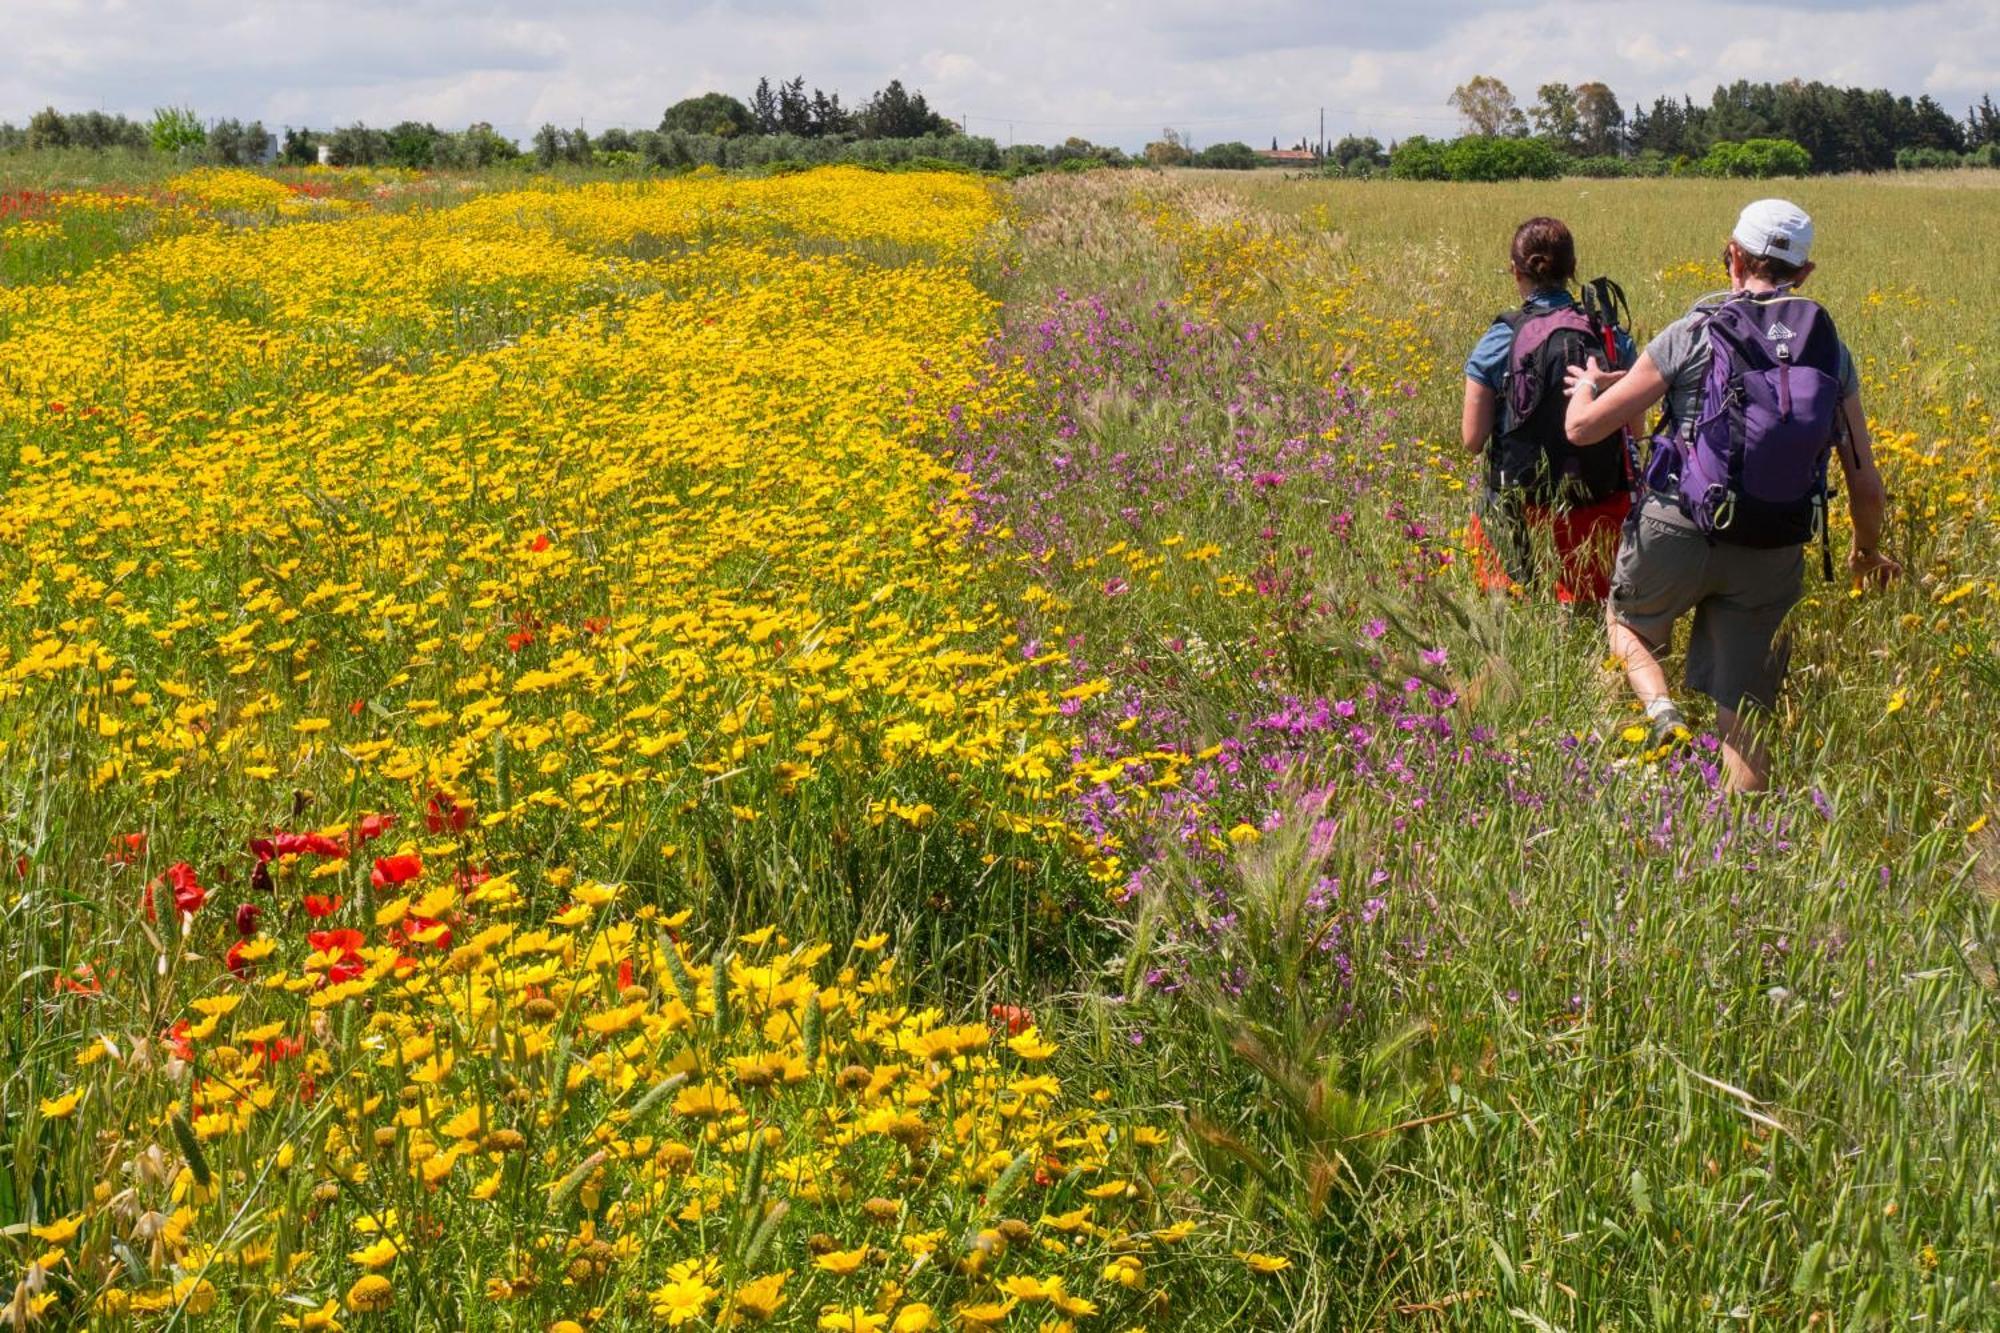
[1765, 321, 1796, 342]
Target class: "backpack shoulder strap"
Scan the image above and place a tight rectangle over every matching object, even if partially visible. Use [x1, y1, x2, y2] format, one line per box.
[1664, 300, 1734, 444]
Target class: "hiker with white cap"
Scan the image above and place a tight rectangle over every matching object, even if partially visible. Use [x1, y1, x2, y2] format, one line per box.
[1557, 198, 1900, 792]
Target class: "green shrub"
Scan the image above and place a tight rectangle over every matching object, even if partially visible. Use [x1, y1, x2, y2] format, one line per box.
[1628, 149, 1673, 177]
[1700, 137, 1811, 178]
[1385, 134, 1561, 182]
[1441, 135, 1562, 182]
[148, 106, 206, 156]
[1331, 134, 1387, 174]
[1193, 141, 1261, 170]
[659, 92, 755, 138]
[1896, 146, 1965, 171]
[1388, 135, 1448, 181]
[1002, 144, 1049, 172]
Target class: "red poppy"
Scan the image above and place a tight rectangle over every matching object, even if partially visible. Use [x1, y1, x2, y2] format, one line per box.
[54, 963, 101, 996]
[506, 629, 535, 653]
[308, 927, 367, 985]
[0, 190, 51, 223]
[308, 927, 365, 954]
[393, 915, 452, 951]
[235, 902, 263, 937]
[165, 1018, 194, 1061]
[582, 616, 608, 636]
[371, 853, 422, 888]
[989, 1003, 1035, 1036]
[109, 832, 146, 865]
[455, 865, 490, 895]
[353, 813, 396, 844]
[348, 699, 366, 716]
[425, 791, 469, 834]
[254, 831, 345, 860]
[250, 1033, 303, 1063]
[167, 863, 205, 916]
[145, 862, 206, 920]
[303, 893, 344, 919]
[528, 532, 551, 552]
[225, 937, 256, 979]
[617, 959, 634, 990]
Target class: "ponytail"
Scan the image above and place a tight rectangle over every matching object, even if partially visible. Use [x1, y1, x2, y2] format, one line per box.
[1511, 217, 1576, 290]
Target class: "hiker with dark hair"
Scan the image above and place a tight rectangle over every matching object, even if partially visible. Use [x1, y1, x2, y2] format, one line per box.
[1462, 216, 1640, 603]
[1562, 199, 1900, 792]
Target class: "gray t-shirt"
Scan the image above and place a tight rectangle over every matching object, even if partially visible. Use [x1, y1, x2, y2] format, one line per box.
[1638, 297, 1860, 526]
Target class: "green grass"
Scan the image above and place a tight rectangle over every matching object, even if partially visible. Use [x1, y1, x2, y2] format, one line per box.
[1, 158, 1993, 1329]
[982, 169, 1999, 1328]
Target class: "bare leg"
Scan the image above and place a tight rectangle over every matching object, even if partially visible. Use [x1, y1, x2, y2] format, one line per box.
[1606, 607, 1671, 706]
[1715, 707, 1771, 793]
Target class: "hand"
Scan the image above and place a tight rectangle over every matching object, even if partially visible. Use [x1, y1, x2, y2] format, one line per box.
[1564, 356, 1625, 399]
[1848, 547, 1902, 590]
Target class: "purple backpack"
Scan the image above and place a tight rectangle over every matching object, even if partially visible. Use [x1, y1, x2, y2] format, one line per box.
[1488, 303, 1628, 506]
[1646, 294, 1845, 550]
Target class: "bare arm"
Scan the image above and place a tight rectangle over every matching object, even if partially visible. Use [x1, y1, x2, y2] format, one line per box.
[1462, 378, 1496, 456]
[1834, 392, 1900, 584]
[1563, 351, 1669, 444]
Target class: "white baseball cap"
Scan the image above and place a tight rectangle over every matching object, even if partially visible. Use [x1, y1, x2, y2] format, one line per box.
[1732, 198, 1814, 266]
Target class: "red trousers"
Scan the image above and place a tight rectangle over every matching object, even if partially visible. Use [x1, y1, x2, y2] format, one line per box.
[1469, 490, 1632, 604]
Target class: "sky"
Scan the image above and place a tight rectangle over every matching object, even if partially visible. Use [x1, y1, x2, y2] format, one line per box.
[5, 0, 1998, 150]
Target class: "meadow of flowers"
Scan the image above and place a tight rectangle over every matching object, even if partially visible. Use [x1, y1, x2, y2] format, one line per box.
[2, 161, 1996, 1330]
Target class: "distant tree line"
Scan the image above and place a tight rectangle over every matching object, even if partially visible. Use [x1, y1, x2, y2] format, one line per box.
[1398, 75, 2000, 180]
[0, 106, 274, 164]
[0, 74, 1138, 179]
[9, 72, 1992, 182]
[1625, 81, 1994, 172]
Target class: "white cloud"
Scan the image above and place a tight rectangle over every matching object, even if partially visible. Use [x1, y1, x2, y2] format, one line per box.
[2, 0, 1994, 147]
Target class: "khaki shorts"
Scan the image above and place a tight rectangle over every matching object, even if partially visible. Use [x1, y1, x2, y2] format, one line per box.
[1609, 501, 1804, 712]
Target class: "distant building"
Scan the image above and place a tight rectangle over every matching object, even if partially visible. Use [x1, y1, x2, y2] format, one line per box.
[1254, 148, 1319, 168]
[316, 143, 334, 166]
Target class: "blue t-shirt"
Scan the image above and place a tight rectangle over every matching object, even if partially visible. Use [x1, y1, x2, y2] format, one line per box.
[1463, 289, 1637, 392]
